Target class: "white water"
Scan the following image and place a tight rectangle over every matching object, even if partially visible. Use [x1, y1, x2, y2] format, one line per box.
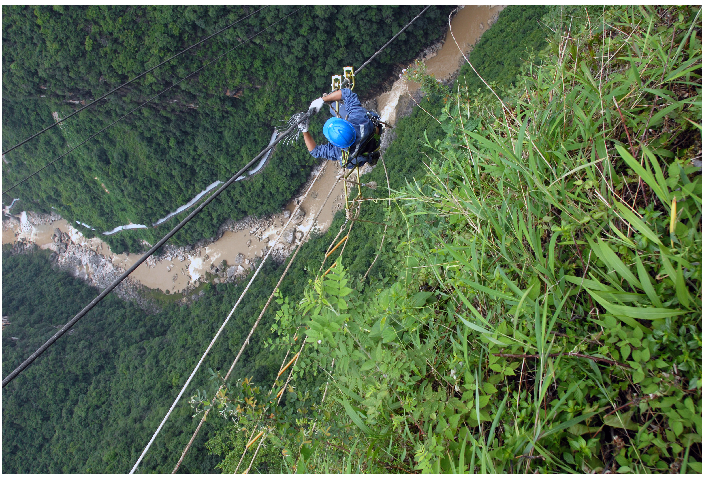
[98, 129, 279, 236]
[188, 256, 205, 282]
[247, 128, 278, 175]
[2, 198, 20, 217]
[378, 77, 410, 125]
[76, 220, 96, 230]
[19, 211, 30, 232]
[152, 180, 224, 227]
[103, 223, 148, 235]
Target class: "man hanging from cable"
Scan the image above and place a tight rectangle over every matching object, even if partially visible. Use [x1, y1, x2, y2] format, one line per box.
[299, 88, 382, 169]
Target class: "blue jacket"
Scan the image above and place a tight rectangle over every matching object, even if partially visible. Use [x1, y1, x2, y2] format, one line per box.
[309, 88, 376, 167]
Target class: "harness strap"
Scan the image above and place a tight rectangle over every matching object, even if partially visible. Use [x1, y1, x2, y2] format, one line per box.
[348, 123, 368, 158]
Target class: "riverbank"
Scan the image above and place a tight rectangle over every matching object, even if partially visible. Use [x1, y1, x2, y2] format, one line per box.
[3, 160, 342, 296]
[2, 5, 506, 301]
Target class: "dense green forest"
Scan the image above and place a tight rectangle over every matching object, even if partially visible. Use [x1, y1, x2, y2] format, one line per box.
[457, 5, 550, 92]
[2, 5, 451, 253]
[3, 4, 702, 474]
[2, 249, 272, 473]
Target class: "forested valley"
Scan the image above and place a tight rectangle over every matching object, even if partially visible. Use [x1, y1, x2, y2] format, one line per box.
[2, 4, 453, 472]
[2, 5, 451, 253]
[3, 5, 702, 474]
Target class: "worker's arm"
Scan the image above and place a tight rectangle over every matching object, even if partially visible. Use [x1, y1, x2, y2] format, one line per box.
[303, 131, 316, 152]
[309, 142, 341, 161]
[322, 90, 342, 103]
[303, 89, 345, 153]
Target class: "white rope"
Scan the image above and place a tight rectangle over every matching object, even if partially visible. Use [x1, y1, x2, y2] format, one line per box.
[130, 162, 328, 473]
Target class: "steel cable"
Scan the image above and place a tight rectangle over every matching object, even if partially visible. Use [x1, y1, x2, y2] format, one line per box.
[354, 5, 431, 75]
[2, 110, 309, 389]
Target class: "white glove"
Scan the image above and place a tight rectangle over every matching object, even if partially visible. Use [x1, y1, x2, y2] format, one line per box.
[308, 97, 325, 115]
[296, 112, 309, 133]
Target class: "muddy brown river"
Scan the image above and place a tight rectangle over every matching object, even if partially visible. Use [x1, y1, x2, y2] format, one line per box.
[375, 5, 504, 125]
[3, 6, 505, 294]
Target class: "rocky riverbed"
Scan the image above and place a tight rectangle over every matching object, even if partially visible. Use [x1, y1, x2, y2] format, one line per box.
[4, 213, 154, 308]
[1, 160, 345, 307]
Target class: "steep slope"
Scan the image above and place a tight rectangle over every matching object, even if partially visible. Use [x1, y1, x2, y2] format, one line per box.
[203, 5, 702, 473]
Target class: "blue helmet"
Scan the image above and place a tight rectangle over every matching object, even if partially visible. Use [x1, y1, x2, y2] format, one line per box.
[323, 117, 356, 149]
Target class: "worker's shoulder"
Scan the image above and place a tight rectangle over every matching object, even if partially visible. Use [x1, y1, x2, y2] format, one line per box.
[341, 88, 359, 102]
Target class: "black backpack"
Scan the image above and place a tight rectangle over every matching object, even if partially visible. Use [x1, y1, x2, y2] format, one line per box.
[346, 111, 383, 167]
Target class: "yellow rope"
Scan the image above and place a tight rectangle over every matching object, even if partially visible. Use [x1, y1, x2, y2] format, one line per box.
[231, 176, 341, 474]
[245, 430, 265, 450]
[325, 235, 348, 258]
[277, 352, 300, 378]
[321, 261, 337, 278]
[173, 164, 332, 473]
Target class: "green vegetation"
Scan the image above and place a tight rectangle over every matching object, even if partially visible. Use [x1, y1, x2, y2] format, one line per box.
[1, 248, 335, 473]
[2, 4, 701, 474]
[200, 5, 702, 474]
[2, 5, 451, 253]
[457, 5, 552, 93]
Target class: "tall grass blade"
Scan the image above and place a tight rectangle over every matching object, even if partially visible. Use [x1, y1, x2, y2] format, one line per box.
[635, 254, 663, 308]
[539, 410, 603, 439]
[614, 202, 663, 246]
[616, 144, 668, 205]
[591, 237, 642, 289]
[586, 289, 687, 320]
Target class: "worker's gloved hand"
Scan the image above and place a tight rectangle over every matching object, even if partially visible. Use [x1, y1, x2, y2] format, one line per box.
[308, 97, 325, 115]
[296, 112, 309, 133]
